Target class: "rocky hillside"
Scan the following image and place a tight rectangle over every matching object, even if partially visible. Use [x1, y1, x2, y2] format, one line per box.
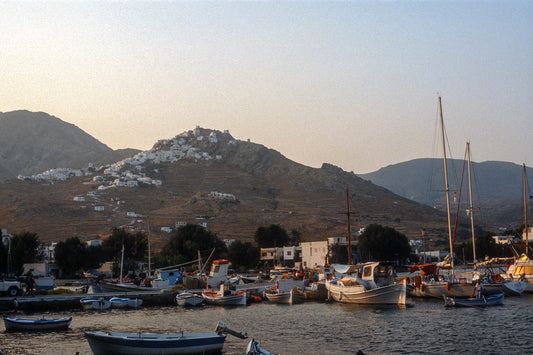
[0, 110, 139, 180]
[0, 126, 451, 246]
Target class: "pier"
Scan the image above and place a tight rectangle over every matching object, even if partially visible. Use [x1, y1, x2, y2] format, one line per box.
[0, 290, 175, 311]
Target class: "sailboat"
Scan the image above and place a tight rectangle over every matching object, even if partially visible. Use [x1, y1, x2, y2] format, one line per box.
[409, 97, 476, 298]
[468, 146, 526, 296]
[502, 164, 533, 292]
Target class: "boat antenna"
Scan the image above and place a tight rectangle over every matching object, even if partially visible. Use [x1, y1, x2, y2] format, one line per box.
[439, 97, 454, 274]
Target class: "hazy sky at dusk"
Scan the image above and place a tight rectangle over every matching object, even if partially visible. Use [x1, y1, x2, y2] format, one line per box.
[1, 1, 531, 173]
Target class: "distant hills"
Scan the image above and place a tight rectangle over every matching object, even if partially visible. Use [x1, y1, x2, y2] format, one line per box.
[359, 158, 532, 229]
[0, 110, 528, 247]
[0, 110, 139, 180]
[0, 110, 450, 245]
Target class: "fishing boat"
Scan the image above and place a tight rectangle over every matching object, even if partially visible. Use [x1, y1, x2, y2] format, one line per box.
[326, 262, 407, 305]
[264, 287, 305, 305]
[443, 293, 504, 307]
[85, 321, 247, 355]
[109, 297, 143, 309]
[202, 285, 247, 306]
[3, 316, 72, 332]
[81, 297, 112, 311]
[175, 292, 205, 307]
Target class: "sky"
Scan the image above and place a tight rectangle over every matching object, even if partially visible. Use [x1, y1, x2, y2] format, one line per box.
[0, 1, 531, 174]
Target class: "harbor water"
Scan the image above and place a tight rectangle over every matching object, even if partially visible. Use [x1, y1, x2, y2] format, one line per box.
[1, 295, 532, 354]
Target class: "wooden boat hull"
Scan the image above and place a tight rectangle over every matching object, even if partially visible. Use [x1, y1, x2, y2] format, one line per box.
[202, 292, 247, 306]
[326, 280, 407, 305]
[4, 316, 72, 332]
[85, 331, 226, 355]
[265, 289, 305, 305]
[443, 293, 504, 307]
[409, 281, 475, 299]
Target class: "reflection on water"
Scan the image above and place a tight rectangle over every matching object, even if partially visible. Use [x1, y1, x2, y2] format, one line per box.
[1, 295, 532, 354]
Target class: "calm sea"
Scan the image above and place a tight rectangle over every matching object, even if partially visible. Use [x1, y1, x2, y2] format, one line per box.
[1, 295, 532, 354]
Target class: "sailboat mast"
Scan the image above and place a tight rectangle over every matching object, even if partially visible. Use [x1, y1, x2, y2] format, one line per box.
[524, 164, 529, 255]
[467, 142, 476, 266]
[346, 188, 352, 265]
[147, 217, 152, 278]
[119, 242, 125, 284]
[439, 97, 454, 272]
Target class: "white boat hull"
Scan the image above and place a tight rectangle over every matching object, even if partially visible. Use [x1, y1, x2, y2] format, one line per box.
[176, 293, 204, 307]
[202, 292, 247, 306]
[110, 297, 143, 309]
[327, 280, 407, 305]
[81, 298, 112, 311]
[85, 331, 226, 355]
[265, 289, 305, 305]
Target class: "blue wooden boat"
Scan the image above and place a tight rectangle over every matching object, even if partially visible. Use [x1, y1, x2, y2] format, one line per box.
[443, 293, 504, 307]
[3, 316, 72, 331]
[85, 321, 247, 355]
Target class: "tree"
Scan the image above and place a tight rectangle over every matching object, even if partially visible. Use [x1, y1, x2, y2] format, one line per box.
[254, 224, 290, 248]
[54, 237, 105, 277]
[357, 224, 411, 262]
[0, 235, 6, 274]
[102, 228, 147, 261]
[10, 232, 42, 275]
[55, 237, 86, 277]
[161, 224, 227, 265]
[227, 241, 260, 271]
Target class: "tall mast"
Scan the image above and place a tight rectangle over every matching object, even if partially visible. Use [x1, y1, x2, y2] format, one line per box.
[346, 188, 352, 265]
[439, 97, 454, 273]
[119, 241, 125, 284]
[524, 164, 529, 256]
[147, 216, 152, 278]
[466, 142, 476, 267]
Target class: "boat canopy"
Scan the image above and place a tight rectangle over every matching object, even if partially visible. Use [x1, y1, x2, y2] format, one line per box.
[409, 264, 438, 276]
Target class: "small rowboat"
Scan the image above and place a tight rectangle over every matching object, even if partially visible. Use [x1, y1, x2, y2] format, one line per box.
[85, 321, 247, 355]
[265, 288, 305, 305]
[110, 297, 143, 309]
[3, 316, 72, 332]
[81, 297, 112, 311]
[175, 292, 204, 307]
[443, 293, 504, 307]
[202, 290, 247, 306]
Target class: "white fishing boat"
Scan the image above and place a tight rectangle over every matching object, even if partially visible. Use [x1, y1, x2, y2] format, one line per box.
[175, 292, 205, 307]
[85, 321, 247, 355]
[326, 262, 407, 305]
[3, 316, 72, 332]
[81, 297, 112, 311]
[109, 297, 143, 309]
[264, 288, 305, 305]
[202, 283, 247, 306]
[504, 254, 533, 293]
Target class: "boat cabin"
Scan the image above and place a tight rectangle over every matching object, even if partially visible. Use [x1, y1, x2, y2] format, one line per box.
[361, 262, 397, 288]
[207, 260, 231, 287]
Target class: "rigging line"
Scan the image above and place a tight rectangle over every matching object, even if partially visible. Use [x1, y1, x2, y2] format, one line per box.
[452, 149, 467, 245]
